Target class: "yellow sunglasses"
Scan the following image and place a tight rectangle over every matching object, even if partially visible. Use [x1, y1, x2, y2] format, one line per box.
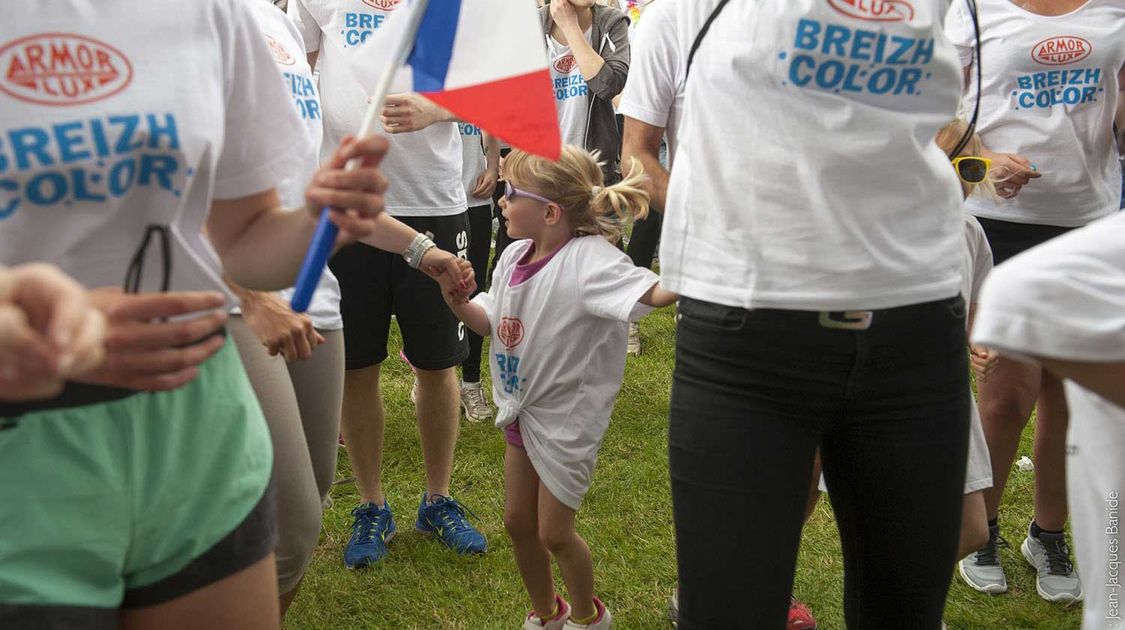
[951, 156, 992, 185]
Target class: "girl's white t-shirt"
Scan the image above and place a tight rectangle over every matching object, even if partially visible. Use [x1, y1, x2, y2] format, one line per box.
[945, 0, 1125, 228]
[661, 0, 966, 311]
[473, 236, 659, 510]
[0, 0, 309, 296]
[458, 122, 491, 207]
[289, 0, 466, 219]
[972, 211, 1125, 362]
[547, 29, 593, 148]
[618, 0, 684, 162]
[249, 0, 342, 331]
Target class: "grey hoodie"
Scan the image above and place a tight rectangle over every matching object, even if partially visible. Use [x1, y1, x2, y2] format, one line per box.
[540, 4, 631, 182]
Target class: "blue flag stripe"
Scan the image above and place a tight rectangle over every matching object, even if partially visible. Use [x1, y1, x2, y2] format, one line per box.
[408, 0, 462, 92]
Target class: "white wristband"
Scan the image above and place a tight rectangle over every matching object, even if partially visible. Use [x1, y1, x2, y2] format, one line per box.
[404, 233, 436, 269]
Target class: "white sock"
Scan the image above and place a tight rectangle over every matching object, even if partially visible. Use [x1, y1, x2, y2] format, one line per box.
[462, 380, 479, 388]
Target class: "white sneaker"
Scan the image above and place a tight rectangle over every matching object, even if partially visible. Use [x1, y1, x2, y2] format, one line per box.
[1021, 524, 1083, 603]
[563, 597, 611, 630]
[626, 322, 641, 356]
[523, 596, 570, 630]
[460, 382, 493, 423]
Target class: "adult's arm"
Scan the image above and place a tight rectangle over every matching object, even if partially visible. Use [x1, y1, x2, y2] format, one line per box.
[621, 117, 669, 212]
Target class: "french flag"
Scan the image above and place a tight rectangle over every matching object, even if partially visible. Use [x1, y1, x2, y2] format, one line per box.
[352, 0, 561, 160]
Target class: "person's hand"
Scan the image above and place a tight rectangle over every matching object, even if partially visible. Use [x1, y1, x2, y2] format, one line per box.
[380, 93, 451, 134]
[241, 292, 324, 363]
[419, 248, 474, 297]
[551, 0, 581, 35]
[970, 344, 1000, 382]
[472, 166, 499, 199]
[307, 135, 389, 244]
[984, 150, 1041, 199]
[0, 264, 106, 401]
[436, 259, 477, 305]
[80, 289, 228, 392]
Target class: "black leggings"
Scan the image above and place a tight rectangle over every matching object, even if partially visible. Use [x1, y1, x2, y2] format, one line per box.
[626, 211, 662, 269]
[669, 297, 970, 629]
[462, 204, 493, 383]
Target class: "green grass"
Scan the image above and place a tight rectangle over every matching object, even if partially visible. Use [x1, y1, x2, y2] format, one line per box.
[286, 307, 1081, 629]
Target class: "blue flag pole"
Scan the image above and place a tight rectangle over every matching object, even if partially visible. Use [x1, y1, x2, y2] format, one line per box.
[291, 0, 433, 313]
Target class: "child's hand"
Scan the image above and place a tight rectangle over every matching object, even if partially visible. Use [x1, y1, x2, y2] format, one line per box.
[447, 259, 477, 305]
[970, 344, 999, 382]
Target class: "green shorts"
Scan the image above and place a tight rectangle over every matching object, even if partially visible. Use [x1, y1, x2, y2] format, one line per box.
[0, 339, 274, 624]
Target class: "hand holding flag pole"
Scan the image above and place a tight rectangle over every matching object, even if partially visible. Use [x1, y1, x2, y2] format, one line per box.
[291, 0, 432, 313]
[291, 0, 560, 312]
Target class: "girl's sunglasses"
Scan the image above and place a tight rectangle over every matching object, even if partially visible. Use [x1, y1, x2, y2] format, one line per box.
[951, 156, 992, 185]
[504, 181, 556, 206]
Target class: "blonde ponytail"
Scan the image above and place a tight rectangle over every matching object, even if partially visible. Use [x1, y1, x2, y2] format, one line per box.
[504, 145, 650, 242]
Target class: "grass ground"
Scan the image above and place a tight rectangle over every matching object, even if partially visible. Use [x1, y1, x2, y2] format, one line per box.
[286, 307, 1082, 629]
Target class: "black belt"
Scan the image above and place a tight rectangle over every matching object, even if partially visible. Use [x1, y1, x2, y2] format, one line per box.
[0, 382, 139, 422]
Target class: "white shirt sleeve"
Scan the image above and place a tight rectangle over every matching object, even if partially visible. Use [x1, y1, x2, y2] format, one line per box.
[972, 214, 1125, 362]
[618, 1, 679, 128]
[212, 0, 311, 200]
[288, 0, 322, 54]
[578, 238, 660, 322]
[968, 219, 993, 303]
[943, 1, 975, 69]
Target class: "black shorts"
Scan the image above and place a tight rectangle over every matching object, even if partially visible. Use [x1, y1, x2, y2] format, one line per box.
[976, 216, 1074, 266]
[329, 213, 470, 371]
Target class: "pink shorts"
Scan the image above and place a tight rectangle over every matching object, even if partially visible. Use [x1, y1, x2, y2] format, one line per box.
[505, 420, 524, 448]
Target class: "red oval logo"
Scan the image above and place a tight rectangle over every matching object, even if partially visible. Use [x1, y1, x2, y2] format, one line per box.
[0, 33, 132, 106]
[1031, 36, 1092, 66]
[265, 35, 296, 66]
[498, 317, 524, 350]
[826, 0, 915, 22]
[554, 54, 578, 74]
[361, 0, 401, 10]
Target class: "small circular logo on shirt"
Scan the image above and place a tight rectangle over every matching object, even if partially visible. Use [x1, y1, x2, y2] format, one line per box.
[265, 35, 296, 66]
[362, 0, 401, 10]
[554, 54, 578, 74]
[498, 317, 525, 350]
[0, 33, 133, 106]
[1031, 36, 1092, 66]
[825, 0, 914, 22]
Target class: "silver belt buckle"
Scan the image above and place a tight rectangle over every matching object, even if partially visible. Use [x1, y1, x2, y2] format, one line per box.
[818, 311, 873, 330]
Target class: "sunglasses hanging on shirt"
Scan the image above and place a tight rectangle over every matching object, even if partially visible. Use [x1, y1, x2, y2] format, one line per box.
[123, 224, 173, 294]
[949, 0, 983, 159]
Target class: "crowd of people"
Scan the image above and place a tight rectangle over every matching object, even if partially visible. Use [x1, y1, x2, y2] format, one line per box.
[1, 0, 1123, 629]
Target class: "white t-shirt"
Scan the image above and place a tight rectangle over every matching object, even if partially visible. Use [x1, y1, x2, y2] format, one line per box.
[661, 0, 965, 311]
[473, 236, 659, 510]
[458, 122, 491, 207]
[250, 0, 342, 331]
[961, 214, 993, 306]
[972, 211, 1125, 362]
[945, 0, 1125, 228]
[618, 0, 683, 162]
[0, 0, 308, 298]
[547, 29, 593, 148]
[289, 0, 466, 220]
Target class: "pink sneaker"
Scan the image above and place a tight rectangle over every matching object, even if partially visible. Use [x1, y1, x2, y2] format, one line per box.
[563, 597, 612, 629]
[523, 595, 570, 630]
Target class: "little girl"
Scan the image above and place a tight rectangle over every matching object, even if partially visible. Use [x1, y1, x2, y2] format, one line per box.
[438, 146, 677, 629]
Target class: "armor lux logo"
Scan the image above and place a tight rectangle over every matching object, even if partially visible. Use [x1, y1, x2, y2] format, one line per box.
[362, 0, 401, 10]
[826, 0, 915, 22]
[0, 33, 133, 106]
[498, 318, 525, 350]
[1032, 36, 1092, 66]
[554, 54, 578, 74]
[266, 35, 296, 66]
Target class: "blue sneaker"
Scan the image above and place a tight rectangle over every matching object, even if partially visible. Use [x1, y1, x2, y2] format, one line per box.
[343, 501, 396, 569]
[415, 493, 487, 554]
